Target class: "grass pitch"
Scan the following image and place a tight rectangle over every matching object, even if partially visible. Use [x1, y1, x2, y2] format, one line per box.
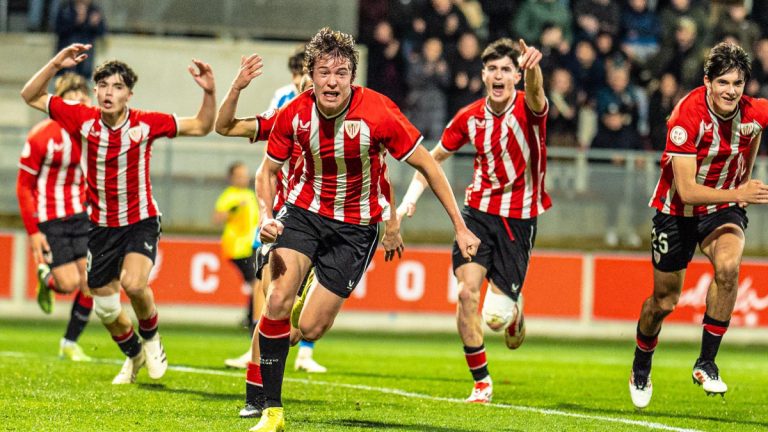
[0, 319, 766, 431]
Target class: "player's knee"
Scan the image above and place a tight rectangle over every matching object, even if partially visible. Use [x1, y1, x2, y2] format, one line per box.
[457, 283, 481, 305]
[714, 260, 740, 288]
[120, 274, 147, 297]
[654, 292, 679, 316]
[299, 323, 330, 342]
[55, 277, 80, 294]
[266, 290, 294, 316]
[93, 293, 122, 324]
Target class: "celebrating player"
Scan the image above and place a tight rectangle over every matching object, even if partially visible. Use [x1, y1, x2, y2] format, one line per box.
[16, 72, 94, 362]
[20, 43, 217, 384]
[248, 27, 477, 431]
[629, 42, 768, 409]
[398, 38, 550, 403]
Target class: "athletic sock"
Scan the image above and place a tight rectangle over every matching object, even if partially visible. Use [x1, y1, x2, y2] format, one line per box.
[245, 361, 265, 406]
[633, 324, 659, 375]
[298, 339, 315, 350]
[258, 316, 291, 408]
[112, 328, 142, 358]
[464, 345, 490, 382]
[138, 309, 159, 340]
[45, 273, 65, 294]
[63, 290, 93, 342]
[699, 314, 729, 362]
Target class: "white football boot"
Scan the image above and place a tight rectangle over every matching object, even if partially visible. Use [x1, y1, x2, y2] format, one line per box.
[629, 369, 652, 409]
[692, 359, 727, 396]
[466, 377, 493, 403]
[294, 346, 327, 373]
[112, 350, 146, 384]
[143, 334, 168, 379]
[225, 349, 252, 369]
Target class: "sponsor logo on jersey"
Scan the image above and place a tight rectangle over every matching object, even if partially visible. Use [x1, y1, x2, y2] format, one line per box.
[344, 120, 361, 138]
[298, 119, 311, 131]
[670, 126, 688, 146]
[475, 118, 486, 128]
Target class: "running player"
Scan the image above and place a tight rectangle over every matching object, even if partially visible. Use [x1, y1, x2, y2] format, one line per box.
[16, 72, 93, 362]
[629, 42, 768, 409]
[398, 38, 550, 404]
[250, 27, 478, 432]
[21, 43, 217, 384]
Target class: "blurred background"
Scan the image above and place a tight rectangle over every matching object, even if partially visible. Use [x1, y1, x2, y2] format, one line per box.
[1, 0, 768, 340]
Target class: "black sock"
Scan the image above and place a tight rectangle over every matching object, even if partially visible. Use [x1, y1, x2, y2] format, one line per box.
[258, 317, 290, 408]
[700, 314, 729, 362]
[64, 291, 92, 342]
[463, 345, 490, 381]
[246, 361, 265, 406]
[633, 325, 659, 374]
[112, 328, 142, 358]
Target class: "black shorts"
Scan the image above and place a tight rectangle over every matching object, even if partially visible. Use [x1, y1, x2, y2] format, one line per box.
[38, 212, 89, 268]
[273, 203, 379, 298]
[230, 255, 257, 282]
[452, 206, 537, 301]
[86, 216, 162, 289]
[651, 206, 748, 272]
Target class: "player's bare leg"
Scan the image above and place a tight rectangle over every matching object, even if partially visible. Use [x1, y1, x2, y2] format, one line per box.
[694, 224, 745, 396]
[293, 272, 328, 372]
[456, 263, 493, 403]
[295, 282, 344, 342]
[121, 253, 166, 379]
[51, 258, 93, 361]
[629, 268, 684, 408]
[240, 269, 268, 419]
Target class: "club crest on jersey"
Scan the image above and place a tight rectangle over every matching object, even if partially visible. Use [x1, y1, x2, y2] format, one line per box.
[739, 121, 762, 138]
[127, 126, 143, 142]
[344, 120, 361, 138]
[260, 108, 277, 119]
[669, 126, 688, 146]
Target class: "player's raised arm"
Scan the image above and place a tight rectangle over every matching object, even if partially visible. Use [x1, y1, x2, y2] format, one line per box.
[397, 145, 453, 219]
[21, 43, 91, 112]
[215, 54, 264, 138]
[518, 39, 546, 114]
[177, 59, 216, 136]
[404, 145, 480, 260]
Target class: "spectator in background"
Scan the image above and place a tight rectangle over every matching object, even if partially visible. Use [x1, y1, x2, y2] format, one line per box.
[714, 4, 762, 58]
[573, 0, 622, 41]
[410, 0, 470, 53]
[406, 37, 451, 140]
[368, 20, 408, 108]
[754, 0, 768, 37]
[539, 23, 570, 76]
[649, 17, 705, 91]
[480, 0, 517, 41]
[566, 39, 605, 105]
[748, 38, 768, 99]
[54, 0, 106, 80]
[27, 0, 62, 32]
[621, 0, 661, 65]
[447, 32, 483, 116]
[648, 72, 682, 151]
[513, 0, 573, 45]
[597, 65, 648, 137]
[596, 31, 630, 72]
[591, 102, 643, 150]
[659, 0, 710, 47]
[548, 68, 580, 147]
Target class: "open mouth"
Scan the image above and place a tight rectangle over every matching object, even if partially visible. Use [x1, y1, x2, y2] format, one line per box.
[103, 99, 113, 109]
[323, 91, 340, 100]
[491, 83, 505, 97]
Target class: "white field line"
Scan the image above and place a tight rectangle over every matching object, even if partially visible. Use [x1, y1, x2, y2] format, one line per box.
[0, 351, 702, 432]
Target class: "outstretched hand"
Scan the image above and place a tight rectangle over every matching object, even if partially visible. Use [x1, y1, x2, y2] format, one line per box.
[53, 43, 92, 70]
[233, 54, 264, 91]
[517, 39, 542, 70]
[189, 59, 215, 93]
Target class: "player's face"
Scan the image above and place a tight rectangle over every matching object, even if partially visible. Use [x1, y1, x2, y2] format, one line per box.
[704, 68, 745, 117]
[311, 55, 353, 117]
[95, 73, 132, 117]
[61, 89, 91, 107]
[482, 57, 521, 109]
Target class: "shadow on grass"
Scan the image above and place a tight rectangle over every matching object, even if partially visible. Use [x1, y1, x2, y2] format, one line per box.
[552, 402, 768, 429]
[137, 383, 241, 401]
[316, 419, 484, 431]
[333, 370, 465, 384]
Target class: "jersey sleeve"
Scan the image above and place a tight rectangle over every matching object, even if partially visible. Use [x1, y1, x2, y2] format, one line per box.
[524, 94, 549, 123]
[144, 111, 178, 139]
[16, 169, 40, 235]
[754, 98, 768, 130]
[17, 127, 47, 176]
[265, 106, 295, 164]
[438, 111, 469, 153]
[47, 95, 91, 135]
[249, 108, 279, 143]
[377, 95, 423, 161]
[663, 99, 699, 156]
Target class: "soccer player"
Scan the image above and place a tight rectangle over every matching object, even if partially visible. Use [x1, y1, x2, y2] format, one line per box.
[16, 72, 94, 362]
[249, 27, 478, 431]
[268, 47, 305, 110]
[213, 161, 260, 340]
[216, 53, 405, 420]
[21, 43, 217, 384]
[629, 42, 768, 409]
[398, 38, 549, 404]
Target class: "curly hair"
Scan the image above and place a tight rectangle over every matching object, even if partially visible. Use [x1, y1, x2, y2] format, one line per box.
[704, 42, 751, 82]
[54, 72, 89, 97]
[304, 27, 359, 79]
[93, 60, 138, 89]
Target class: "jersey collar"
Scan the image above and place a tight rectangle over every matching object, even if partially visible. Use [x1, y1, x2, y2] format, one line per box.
[704, 89, 739, 122]
[315, 88, 354, 120]
[484, 91, 516, 117]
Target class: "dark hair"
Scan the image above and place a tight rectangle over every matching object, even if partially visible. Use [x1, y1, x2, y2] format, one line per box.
[704, 42, 751, 82]
[481, 38, 519, 68]
[228, 161, 246, 178]
[288, 46, 305, 75]
[54, 72, 89, 97]
[93, 60, 138, 89]
[305, 27, 359, 79]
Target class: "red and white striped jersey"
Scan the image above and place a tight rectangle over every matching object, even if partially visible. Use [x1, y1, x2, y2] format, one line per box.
[266, 86, 420, 225]
[650, 86, 768, 216]
[47, 95, 178, 227]
[250, 107, 302, 211]
[439, 92, 551, 219]
[17, 119, 85, 226]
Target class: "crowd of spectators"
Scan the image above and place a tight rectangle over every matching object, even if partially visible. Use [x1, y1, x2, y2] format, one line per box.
[359, 0, 768, 151]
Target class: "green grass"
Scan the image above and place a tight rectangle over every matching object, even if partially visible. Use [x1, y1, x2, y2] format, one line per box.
[1, 319, 767, 432]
